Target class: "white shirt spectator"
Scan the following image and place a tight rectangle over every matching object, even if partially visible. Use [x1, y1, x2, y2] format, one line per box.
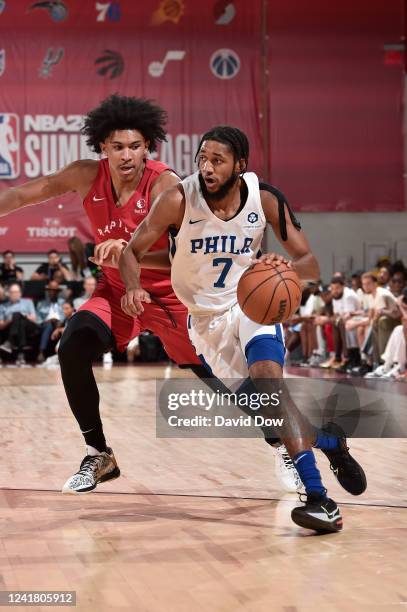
[367, 287, 397, 311]
[332, 287, 360, 315]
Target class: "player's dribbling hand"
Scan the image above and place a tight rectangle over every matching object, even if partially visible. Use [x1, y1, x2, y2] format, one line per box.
[249, 252, 292, 267]
[89, 239, 127, 268]
[121, 288, 151, 316]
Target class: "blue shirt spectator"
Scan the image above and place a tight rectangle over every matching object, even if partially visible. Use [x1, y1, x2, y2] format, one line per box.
[36, 281, 65, 324]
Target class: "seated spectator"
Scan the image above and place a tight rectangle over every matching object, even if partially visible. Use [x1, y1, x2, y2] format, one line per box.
[366, 290, 407, 379]
[0, 281, 5, 305]
[298, 282, 325, 366]
[314, 285, 336, 367]
[36, 280, 65, 363]
[0, 283, 38, 364]
[378, 266, 391, 289]
[51, 300, 76, 343]
[73, 276, 97, 310]
[351, 273, 362, 292]
[0, 250, 24, 285]
[31, 249, 71, 282]
[345, 276, 372, 376]
[362, 272, 400, 367]
[328, 277, 361, 372]
[38, 300, 76, 367]
[68, 237, 93, 280]
[389, 270, 406, 298]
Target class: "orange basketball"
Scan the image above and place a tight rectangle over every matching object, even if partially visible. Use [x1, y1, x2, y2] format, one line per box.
[237, 261, 302, 325]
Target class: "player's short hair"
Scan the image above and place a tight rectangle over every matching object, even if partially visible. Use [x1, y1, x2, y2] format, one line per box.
[82, 94, 167, 154]
[2, 249, 14, 257]
[47, 249, 59, 255]
[195, 125, 249, 168]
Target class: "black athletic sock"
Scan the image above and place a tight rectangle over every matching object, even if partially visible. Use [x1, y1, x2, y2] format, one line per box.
[58, 312, 114, 453]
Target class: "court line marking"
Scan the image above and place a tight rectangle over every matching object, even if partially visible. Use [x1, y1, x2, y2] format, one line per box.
[0, 487, 406, 510]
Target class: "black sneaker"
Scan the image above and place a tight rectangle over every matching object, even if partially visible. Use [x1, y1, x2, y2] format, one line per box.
[291, 492, 343, 533]
[336, 360, 353, 373]
[321, 422, 367, 495]
[351, 363, 372, 377]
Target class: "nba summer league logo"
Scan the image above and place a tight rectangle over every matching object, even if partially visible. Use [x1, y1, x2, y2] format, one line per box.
[0, 114, 20, 179]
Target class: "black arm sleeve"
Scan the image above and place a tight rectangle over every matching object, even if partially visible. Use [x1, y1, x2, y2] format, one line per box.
[259, 182, 301, 242]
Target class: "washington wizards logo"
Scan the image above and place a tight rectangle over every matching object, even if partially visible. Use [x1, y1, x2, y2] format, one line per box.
[248, 212, 258, 224]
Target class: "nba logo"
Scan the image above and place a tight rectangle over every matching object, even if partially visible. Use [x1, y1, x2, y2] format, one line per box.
[0, 113, 20, 179]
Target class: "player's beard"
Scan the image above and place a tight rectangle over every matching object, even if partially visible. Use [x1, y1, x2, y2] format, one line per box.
[198, 170, 240, 202]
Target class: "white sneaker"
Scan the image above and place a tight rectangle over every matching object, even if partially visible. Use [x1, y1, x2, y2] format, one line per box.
[382, 364, 401, 379]
[274, 445, 303, 493]
[103, 351, 113, 366]
[364, 365, 387, 378]
[62, 447, 120, 494]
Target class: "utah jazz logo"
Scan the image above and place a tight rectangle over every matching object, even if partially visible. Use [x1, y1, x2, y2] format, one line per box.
[0, 113, 20, 179]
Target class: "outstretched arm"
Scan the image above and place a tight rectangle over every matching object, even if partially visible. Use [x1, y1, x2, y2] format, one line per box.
[260, 189, 320, 282]
[119, 185, 184, 315]
[0, 160, 97, 217]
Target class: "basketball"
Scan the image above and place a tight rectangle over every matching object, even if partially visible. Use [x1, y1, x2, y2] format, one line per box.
[237, 261, 302, 325]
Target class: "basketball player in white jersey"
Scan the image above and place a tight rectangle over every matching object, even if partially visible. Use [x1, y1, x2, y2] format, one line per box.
[119, 126, 366, 533]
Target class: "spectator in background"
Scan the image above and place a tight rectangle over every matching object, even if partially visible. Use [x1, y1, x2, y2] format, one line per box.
[31, 249, 71, 282]
[38, 300, 76, 368]
[0, 250, 23, 285]
[73, 276, 97, 310]
[362, 272, 400, 367]
[314, 285, 335, 367]
[68, 237, 93, 280]
[351, 273, 362, 293]
[36, 280, 65, 363]
[329, 277, 361, 372]
[345, 275, 373, 376]
[378, 266, 391, 289]
[51, 300, 75, 343]
[389, 270, 406, 298]
[298, 282, 325, 366]
[366, 289, 407, 379]
[0, 281, 6, 305]
[0, 283, 38, 364]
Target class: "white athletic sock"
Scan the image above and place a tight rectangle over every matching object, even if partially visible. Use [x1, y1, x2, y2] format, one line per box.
[86, 445, 103, 457]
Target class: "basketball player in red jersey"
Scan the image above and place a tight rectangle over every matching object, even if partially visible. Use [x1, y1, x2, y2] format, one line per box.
[0, 95, 202, 493]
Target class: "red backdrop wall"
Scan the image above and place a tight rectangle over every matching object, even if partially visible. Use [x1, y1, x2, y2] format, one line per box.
[0, 0, 404, 251]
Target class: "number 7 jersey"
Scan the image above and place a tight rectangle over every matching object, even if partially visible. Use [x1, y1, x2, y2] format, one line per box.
[170, 171, 266, 314]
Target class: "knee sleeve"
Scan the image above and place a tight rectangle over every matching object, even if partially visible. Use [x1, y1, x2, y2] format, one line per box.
[58, 311, 114, 365]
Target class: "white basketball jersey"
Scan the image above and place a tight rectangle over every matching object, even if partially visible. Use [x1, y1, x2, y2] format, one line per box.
[170, 171, 266, 314]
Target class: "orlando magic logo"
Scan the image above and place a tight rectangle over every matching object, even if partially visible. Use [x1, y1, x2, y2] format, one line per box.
[0, 113, 20, 179]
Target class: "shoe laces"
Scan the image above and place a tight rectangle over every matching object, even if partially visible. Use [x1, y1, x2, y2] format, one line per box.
[78, 454, 104, 476]
[277, 447, 297, 471]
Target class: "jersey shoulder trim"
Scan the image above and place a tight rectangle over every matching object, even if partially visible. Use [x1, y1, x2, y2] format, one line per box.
[259, 181, 301, 241]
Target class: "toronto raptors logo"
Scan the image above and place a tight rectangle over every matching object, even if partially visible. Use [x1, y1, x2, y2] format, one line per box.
[135, 198, 146, 214]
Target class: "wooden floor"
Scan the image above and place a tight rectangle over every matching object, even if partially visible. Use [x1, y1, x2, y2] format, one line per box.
[0, 364, 406, 612]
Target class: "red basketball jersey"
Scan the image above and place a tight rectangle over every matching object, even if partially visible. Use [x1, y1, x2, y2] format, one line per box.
[83, 158, 172, 291]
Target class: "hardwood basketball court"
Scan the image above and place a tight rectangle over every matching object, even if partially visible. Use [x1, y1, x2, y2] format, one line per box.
[1, 364, 406, 611]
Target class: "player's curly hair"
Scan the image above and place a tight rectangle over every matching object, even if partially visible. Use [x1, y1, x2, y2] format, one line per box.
[82, 94, 167, 154]
[195, 125, 249, 169]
